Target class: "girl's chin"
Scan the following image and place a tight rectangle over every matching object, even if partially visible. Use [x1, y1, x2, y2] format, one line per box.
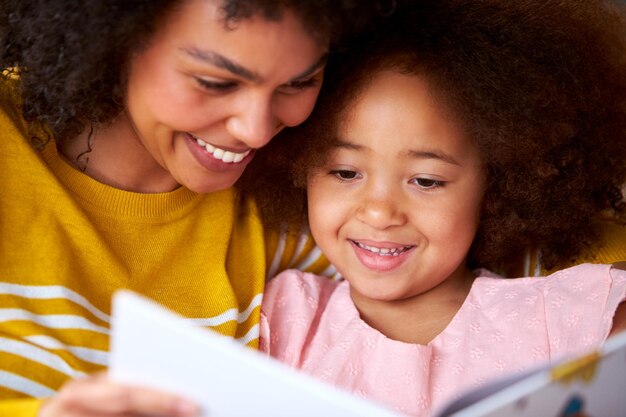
[348, 281, 410, 303]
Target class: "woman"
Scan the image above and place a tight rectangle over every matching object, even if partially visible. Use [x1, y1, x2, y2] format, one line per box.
[0, 0, 381, 415]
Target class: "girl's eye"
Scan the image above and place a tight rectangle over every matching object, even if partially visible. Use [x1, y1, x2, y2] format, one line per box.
[330, 170, 360, 181]
[195, 77, 237, 92]
[411, 177, 445, 189]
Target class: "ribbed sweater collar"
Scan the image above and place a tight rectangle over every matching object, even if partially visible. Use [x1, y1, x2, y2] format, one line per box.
[41, 141, 202, 218]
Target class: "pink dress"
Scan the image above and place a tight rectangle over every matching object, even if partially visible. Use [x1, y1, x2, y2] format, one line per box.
[259, 264, 626, 417]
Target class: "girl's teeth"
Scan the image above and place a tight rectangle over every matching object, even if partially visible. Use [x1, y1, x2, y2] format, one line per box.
[192, 135, 249, 163]
[355, 241, 411, 256]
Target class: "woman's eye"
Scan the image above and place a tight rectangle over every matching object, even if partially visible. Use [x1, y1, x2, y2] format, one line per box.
[280, 78, 319, 93]
[195, 77, 237, 92]
[330, 170, 359, 181]
[411, 177, 445, 189]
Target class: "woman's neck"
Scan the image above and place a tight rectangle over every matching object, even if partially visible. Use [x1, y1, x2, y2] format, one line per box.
[57, 114, 180, 193]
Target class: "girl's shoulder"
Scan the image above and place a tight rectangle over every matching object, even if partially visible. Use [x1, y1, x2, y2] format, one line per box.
[476, 262, 623, 287]
[472, 263, 626, 308]
[263, 270, 345, 314]
[465, 263, 626, 358]
[260, 271, 349, 364]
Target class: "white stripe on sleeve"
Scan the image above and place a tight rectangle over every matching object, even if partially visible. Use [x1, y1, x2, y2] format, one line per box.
[0, 370, 56, 397]
[24, 335, 108, 366]
[0, 309, 109, 334]
[0, 337, 87, 378]
[0, 283, 110, 322]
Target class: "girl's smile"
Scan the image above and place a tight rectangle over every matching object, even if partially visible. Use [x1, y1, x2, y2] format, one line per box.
[350, 239, 416, 272]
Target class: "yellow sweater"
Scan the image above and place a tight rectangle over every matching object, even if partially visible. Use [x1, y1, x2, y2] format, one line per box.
[0, 78, 331, 415]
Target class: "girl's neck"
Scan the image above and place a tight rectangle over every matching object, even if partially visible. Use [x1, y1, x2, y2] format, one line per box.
[350, 267, 475, 345]
[57, 113, 180, 193]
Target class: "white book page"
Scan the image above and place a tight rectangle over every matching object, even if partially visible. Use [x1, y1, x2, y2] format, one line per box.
[109, 290, 404, 417]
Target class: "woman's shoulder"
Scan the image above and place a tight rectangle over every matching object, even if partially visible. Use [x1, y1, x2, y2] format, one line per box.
[263, 226, 336, 279]
[0, 73, 37, 146]
[0, 74, 23, 119]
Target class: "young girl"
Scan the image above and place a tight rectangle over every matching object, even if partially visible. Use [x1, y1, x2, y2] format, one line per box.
[245, 0, 626, 415]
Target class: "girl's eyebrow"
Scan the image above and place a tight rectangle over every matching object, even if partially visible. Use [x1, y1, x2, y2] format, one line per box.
[406, 149, 461, 166]
[334, 139, 461, 166]
[333, 139, 364, 151]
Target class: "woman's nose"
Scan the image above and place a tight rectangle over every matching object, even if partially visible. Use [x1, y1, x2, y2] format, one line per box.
[226, 95, 277, 149]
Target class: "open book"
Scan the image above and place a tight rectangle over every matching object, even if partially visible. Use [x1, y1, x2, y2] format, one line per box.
[433, 330, 626, 417]
[109, 290, 626, 417]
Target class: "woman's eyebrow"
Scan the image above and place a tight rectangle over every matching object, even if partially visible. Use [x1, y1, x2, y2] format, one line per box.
[181, 47, 258, 81]
[292, 54, 328, 80]
[181, 47, 328, 82]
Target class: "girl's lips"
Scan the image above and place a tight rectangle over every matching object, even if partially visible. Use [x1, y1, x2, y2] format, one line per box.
[352, 239, 413, 254]
[350, 240, 415, 272]
[184, 133, 254, 172]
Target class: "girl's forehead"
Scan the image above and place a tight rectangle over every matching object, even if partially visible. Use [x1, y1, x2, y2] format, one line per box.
[335, 71, 480, 164]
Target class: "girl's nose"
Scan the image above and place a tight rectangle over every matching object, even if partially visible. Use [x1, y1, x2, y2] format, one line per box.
[356, 195, 407, 230]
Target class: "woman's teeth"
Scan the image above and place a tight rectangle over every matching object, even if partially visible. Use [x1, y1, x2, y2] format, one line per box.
[354, 241, 412, 256]
[193, 135, 250, 163]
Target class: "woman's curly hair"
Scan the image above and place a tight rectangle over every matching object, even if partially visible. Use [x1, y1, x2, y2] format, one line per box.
[241, 0, 626, 272]
[0, 0, 384, 144]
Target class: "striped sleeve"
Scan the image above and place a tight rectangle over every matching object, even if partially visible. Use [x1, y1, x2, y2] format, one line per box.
[264, 227, 338, 280]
